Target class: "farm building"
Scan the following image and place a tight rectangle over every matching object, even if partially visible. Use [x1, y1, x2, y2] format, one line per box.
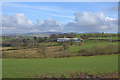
[57, 38, 82, 42]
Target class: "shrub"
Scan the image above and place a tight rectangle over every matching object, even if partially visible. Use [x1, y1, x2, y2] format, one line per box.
[37, 44, 47, 58]
[0, 52, 1, 58]
[2, 42, 12, 47]
[79, 48, 94, 56]
[59, 47, 63, 51]
[105, 44, 118, 54]
[92, 46, 105, 55]
[54, 50, 73, 58]
[62, 43, 69, 50]
[78, 44, 118, 56]
[58, 42, 63, 46]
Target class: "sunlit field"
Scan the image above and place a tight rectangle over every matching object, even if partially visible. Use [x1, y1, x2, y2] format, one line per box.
[2, 54, 118, 78]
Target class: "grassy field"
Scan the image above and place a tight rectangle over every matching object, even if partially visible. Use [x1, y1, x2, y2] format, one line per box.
[69, 41, 118, 53]
[2, 54, 118, 78]
[89, 37, 118, 40]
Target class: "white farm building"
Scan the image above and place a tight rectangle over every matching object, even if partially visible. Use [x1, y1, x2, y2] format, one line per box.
[57, 38, 82, 42]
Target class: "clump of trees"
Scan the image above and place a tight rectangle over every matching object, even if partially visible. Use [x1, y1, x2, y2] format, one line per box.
[2, 36, 49, 48]
[58, 42, 71, 51]
[50, 33, 76, 41]
[62, 43, 69, 51]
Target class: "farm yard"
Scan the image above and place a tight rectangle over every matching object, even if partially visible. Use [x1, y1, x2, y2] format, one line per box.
[1, 33, 119, 78]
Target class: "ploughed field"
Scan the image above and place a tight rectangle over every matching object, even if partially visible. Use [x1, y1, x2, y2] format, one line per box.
[2, 54, 118, 78]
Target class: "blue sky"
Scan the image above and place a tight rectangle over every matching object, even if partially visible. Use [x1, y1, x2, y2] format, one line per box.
[2, 2, 118, 33]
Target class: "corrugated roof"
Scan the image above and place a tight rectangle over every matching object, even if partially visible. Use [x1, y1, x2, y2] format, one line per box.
[57, 38, 80, 39]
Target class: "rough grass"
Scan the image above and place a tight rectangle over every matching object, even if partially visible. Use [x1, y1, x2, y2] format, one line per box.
[2, 54, 118, 78]
[2, 46, 73, 58]
[2, 41, 118, 58]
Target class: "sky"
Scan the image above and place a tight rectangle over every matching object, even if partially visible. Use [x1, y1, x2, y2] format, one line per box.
[2, 2, 118, 34]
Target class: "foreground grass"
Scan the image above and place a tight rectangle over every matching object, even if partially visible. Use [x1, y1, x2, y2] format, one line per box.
[2, 54, 118, 78]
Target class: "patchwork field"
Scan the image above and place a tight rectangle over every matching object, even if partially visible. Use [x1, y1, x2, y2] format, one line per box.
[2, 33, 119, 78]
[2, 54, 118, 78]
[2, 40, 118, 58]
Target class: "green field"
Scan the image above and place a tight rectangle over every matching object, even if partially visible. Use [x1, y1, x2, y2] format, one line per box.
[69, 41, 118, 53]
[2, 54, 118, 78]
[89, 37, 118, 40]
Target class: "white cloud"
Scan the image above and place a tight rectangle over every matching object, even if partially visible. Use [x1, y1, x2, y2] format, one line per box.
[50, 13, 74, 19]
[2, 12, 118, 34]
[35, 18, 63, 32]
[2, 13, 34, 28]
[30, 29, 39, 33]
[36, 18, 62, 27]
[2, 13, 35, 33]
[49, 30, 56, 32]
[105, 17, 116, 21]
[65, 12, 117, 32]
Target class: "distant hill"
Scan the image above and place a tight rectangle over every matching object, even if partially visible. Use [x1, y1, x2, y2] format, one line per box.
[1, 32, 63, 37]
[27, 32, 62, 35]
[2, 32, 116, 37]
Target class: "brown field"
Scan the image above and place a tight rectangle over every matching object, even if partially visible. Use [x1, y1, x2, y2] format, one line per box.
[2, 46, 73, 58]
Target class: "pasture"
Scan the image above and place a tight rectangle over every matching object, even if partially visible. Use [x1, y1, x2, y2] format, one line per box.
[2, 54, 118, 78]
[69, 41, 118, 53]
[89, 37, 118, 40]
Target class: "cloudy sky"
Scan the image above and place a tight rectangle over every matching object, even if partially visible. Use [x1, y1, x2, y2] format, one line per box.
[2, 2, 118, 34]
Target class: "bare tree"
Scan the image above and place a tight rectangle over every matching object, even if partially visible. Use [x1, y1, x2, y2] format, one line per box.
[50, 34, 58, 40]
[37, 44, 47, 58]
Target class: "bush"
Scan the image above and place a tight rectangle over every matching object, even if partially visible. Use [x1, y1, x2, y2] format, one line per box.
[58, 42, 63, 46]
[54, 50, 73, 58]
[62, 43, 69, 50]
[78, 44, 118, 56]
[92, 46, 105, 55]
[2, 42, 12, 47]
[37, 44, 47, 58]
[0, 52, 2, 58]
[79, 48, 94, 56]
[105, 44, 118, 54]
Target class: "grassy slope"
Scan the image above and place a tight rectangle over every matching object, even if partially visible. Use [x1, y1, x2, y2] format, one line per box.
[2, 54, 118, 78]
[69, 41, 118, 53]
